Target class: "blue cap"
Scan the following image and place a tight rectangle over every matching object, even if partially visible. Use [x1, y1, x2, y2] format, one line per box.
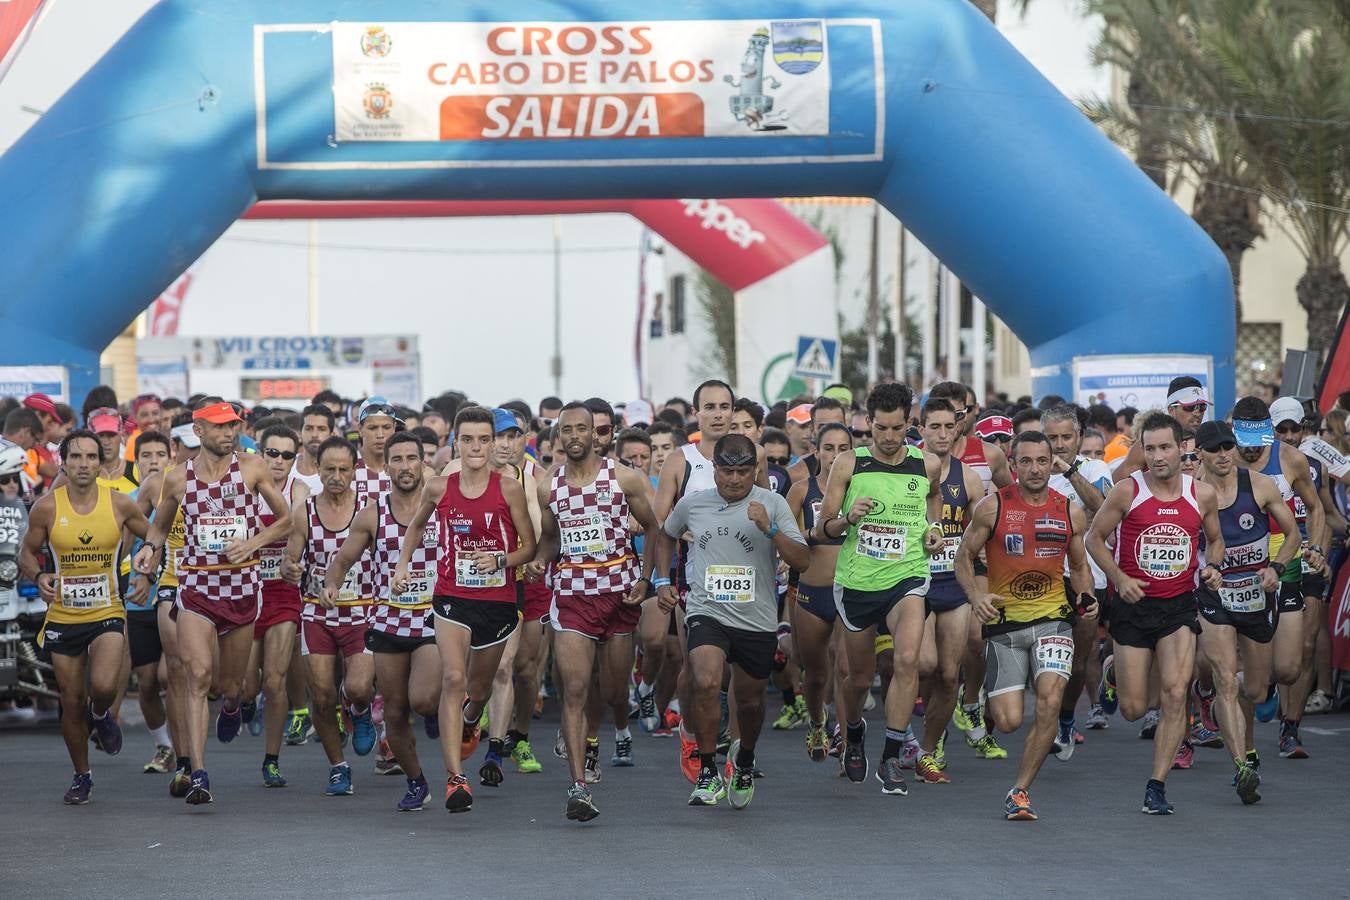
[358, 396, 402, 424]
[1232, 417, 1274, 448]
[494, 408, 522, 434]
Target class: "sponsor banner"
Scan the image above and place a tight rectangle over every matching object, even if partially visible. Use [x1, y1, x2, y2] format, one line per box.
[0, 365, 66, 402]
[371, 357, 421, 409]
[332, 19, 829, 142]
[137, 358, 190, 402]
[139, 335, 419, 372]
[146, 271, 193, 337]
[1073, 354, 1213, 416]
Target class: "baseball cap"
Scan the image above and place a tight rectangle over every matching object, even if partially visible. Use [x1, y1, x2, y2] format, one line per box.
[1195, 420, 1237, 451]
[1269, 397, 1305, 428]
[87, 407, 122, 434]
[786, 404, 813, 426]
[1231, 416, 1274, 448]
[974, 415, 1014, 439]
[493, 408, 522, 434]
[624, 400, 654, 428]
[192, 401, 243, 425]
[822, 385, 854, 407]
[358, 396, 402, 424]
[1166, 385, 1211, 408]
[170, 423, 201, 448]
[22, 393, 58, 419]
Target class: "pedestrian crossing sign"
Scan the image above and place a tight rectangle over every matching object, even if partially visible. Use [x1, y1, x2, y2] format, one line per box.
[794, 336, 837, 380]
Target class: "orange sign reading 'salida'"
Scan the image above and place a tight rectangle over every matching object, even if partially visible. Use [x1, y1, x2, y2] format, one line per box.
[439, 93, 705, 139]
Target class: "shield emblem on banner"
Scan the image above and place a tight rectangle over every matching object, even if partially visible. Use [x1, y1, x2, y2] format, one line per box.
[771, 21, 824, 75]
[340, 337, 365, 364]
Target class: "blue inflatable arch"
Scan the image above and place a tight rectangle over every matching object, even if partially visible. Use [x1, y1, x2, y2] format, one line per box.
[0, 0, 1233, 407]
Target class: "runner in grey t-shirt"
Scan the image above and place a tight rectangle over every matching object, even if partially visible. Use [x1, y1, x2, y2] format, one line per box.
[654, 434, 809, 810]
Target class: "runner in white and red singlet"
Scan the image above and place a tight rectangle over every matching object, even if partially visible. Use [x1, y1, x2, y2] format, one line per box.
[1088, 412, 1224, 815]
[134, 398, 293, 806]
[326, 431, 442, 811]
[395, 405, 536, 814]
[526, 401, 659, 822]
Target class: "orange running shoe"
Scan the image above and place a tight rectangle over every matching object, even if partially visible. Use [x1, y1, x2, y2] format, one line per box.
[679, 725, 700, 784]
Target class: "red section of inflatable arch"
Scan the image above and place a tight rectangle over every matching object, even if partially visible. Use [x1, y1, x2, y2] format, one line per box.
[244, 199, 828, 293]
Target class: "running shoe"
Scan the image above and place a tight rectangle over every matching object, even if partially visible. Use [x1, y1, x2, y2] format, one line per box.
[1085, 705, 1110, 730]
[611, 736, 634, 767]
[875, 757, 908, 795]
[771, 704, 800, 730]
[1193, 680, 1220, 733]
[144, 745, 174, 774]
[445, 773, 472, 812]
[478, 706, 489, 731]
[374, 739, 403, 776]
[1052, 719, 1076, 761]
[424, 713, 439, 739]
[511, 739, 543, 774]
[1190, 720, 1224, 750]
[638, 691, 660, 733]
[326, 765, 353, 796]
[1139, 707, 1160, 739]
[1099, 655, 1119, 715]
[479, 750, 505, 787]
[1233, 763, 1262, 805]
[460, 718, 482, 760]
[63, 772, 92, 805]
[247, 697, 264, 737]
[843, 722, 868, 783]
[1004, 787, 1037, 821]
[968, 734, 1008, 760]
[553, 729, 568, 760]
[716, 726, 733, 755]
[1278, 721, 1308, 759]
[952, 701, 975, 733]
[262, 760, 288, 788]
[566, 782, 599, 821]
[336, 706, 349, 749]
[89, 706, 123, 756]
[398, 775, 429, 811]
[241, 698, 257, 725]
[186, 769, 213, 805]
[169, 768, 192, 798]
[1246, 749, 1262, 772]
[284, 709, 313, 746]
[1254, 684, 1279, 723]
[215, 703, 242, 745]
[933, 730, 948, 770]
[679, 727, 700, 784]
[915, 753, 950, 784]
[723, 739, 740, 784]
[1141, 781, 1174, 815]
[899, 737, 922, 769]
[806, 722, 829, 762]
[350, 706, 377, 757]
[727, 764, 755, 810]
[1073, 727, 1085, 745]
[828, 724, 844, 759]
[1171, 740, 1194, 770]
[1305, 688, 1333, 715]
[688, 770, 726, 806]
[583, 741, 602, 784]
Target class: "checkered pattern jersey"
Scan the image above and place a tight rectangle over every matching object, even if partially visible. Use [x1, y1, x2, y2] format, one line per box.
[258, 474, 301, 588]
[300, 495, 368, 627]
[353, 461, 391, 510]
[368, 492, 438, 638]
[181, 454, 262, 602]
[548, 456, 637, 597]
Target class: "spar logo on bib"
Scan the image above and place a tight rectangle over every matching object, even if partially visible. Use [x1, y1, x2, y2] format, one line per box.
[1135, 522, 1193, 581]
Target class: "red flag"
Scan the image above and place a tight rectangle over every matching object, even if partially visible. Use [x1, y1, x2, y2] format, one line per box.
[0, 0, 49, 84]
[147, 272, 193, 336]
[1331, 562, 1350, 672]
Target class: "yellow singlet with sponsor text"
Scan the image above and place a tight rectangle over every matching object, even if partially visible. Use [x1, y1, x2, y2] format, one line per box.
[47, 486, 125, 625]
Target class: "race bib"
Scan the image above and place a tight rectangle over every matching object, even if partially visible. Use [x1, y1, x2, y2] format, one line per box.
[705, 565, 755, 603]
[929, 535, 960, 575]
[60, 573, 112, 610]
[559, 514, 614, 558]
[391, 568, 434, 606]
[1136, 525, 1193, 579]
[810, 499, 824, 526]
[855, 522, 906, 561]
[195, 515, 247, 553]
[455, 553, 506, 589]
[1218, 574, 1266, 614]
[1035, 634, 1074, 675]
[311, 564, 361, 603]
[171, 548, 186, 579]
[258, 547, 285, 583]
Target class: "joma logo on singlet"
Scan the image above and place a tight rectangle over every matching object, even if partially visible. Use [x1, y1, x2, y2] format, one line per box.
[1157, 508, 1180, 515]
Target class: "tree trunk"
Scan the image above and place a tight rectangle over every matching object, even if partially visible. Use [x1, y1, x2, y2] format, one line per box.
[1296, 263, 1350, 356]
[968, 0, 997, 21]
[1126, 74, 1168, 190]
[1190, 179, 1262, 325]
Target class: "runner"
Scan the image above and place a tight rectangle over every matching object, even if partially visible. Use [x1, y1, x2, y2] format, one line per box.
[914, 398, 987, 783]
[1086, 412, 1225, 815]
[811, 382, 945, 796]
[353, 397, 396, 506]
[394, 405, 536, 813]
[133, 399, 293, 805]
[292, 403, 335, 494]
[281, 436, 375, 796]
[786, 396, 847, 485]
[20, 429, 151, 804]
[1112, 377, 1211, 483]
[327, 431, 442, 811]
[526, 401, 658, 822]
[655, 433, 809, 808]
[1193, 420, 1298, 804]
[954, 430, 1096, 820]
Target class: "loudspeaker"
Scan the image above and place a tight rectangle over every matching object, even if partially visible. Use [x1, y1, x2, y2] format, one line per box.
[1281, 349, 1318, 399]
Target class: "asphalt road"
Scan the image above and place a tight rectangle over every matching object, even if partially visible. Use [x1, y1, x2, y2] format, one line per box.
[2, 696, 1347, 899]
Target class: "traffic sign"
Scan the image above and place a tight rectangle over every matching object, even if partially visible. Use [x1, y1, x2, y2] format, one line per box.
[794, 336, 837, 380]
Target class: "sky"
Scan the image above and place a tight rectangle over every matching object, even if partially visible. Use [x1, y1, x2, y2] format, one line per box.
[0, 0, 1109, 407]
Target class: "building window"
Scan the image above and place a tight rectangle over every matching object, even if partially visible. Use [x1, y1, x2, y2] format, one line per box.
[1237, 322, 1282, 399]
[669, 275, 686, 335]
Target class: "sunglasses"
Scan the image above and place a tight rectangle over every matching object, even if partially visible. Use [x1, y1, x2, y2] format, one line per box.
[0, 473, 20, 486]
[594, 424, 613, 437]
[851, 429, 872, 439]
[954, 405, 975, 422]
[539, 417, 556, 427]
[1207, 442, 1237, 452]
[1178, 403, 1207, 413]
[1181, 452, 1199, 462]
[767, 456, 790, 466]
[1274, 424, 1302, 435]
[540, 455, 553, 465]
[989, 434, 1012, 443]
[263, 448, 297, 460]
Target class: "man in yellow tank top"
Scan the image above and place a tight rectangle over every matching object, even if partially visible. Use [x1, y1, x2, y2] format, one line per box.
[19, 429, 150, 805]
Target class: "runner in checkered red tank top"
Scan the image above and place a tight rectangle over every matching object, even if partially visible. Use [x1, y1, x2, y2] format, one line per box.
[323, 431, 441, 811]
[134, 399, 294, 806]
[280, 436, 375, 797]
[525, 401, 659, 823]
[354, 396, 397, 509]
[395, 406, 537, 813]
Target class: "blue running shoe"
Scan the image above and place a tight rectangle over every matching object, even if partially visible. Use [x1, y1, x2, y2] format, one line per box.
[1052, 718, 1075, 761]
[326, 764, 354, 796]
[1254, 685, 1279, 723]
[185, 769, 213, 805]
[63, 772, 92, 805]
[89, 705, 123, 756]
[216, 703, 242, 744]
[350, 707, 377, 757]
[479, 750, 505, 787]
[424, 713, 440, 740]
[398, 775, 430, 811]
[247, 696, 264, 737]
[1141, 781, 1174, 815]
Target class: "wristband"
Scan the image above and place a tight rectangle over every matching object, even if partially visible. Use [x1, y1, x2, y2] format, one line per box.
[651, 577, 671, 588]
[1309, 545, 1324, 556]
[767, 523, 779, 538]
[927, 522, 943, 534]
[1065, 460, 1083, 479]
[143, 542, 160, 555]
